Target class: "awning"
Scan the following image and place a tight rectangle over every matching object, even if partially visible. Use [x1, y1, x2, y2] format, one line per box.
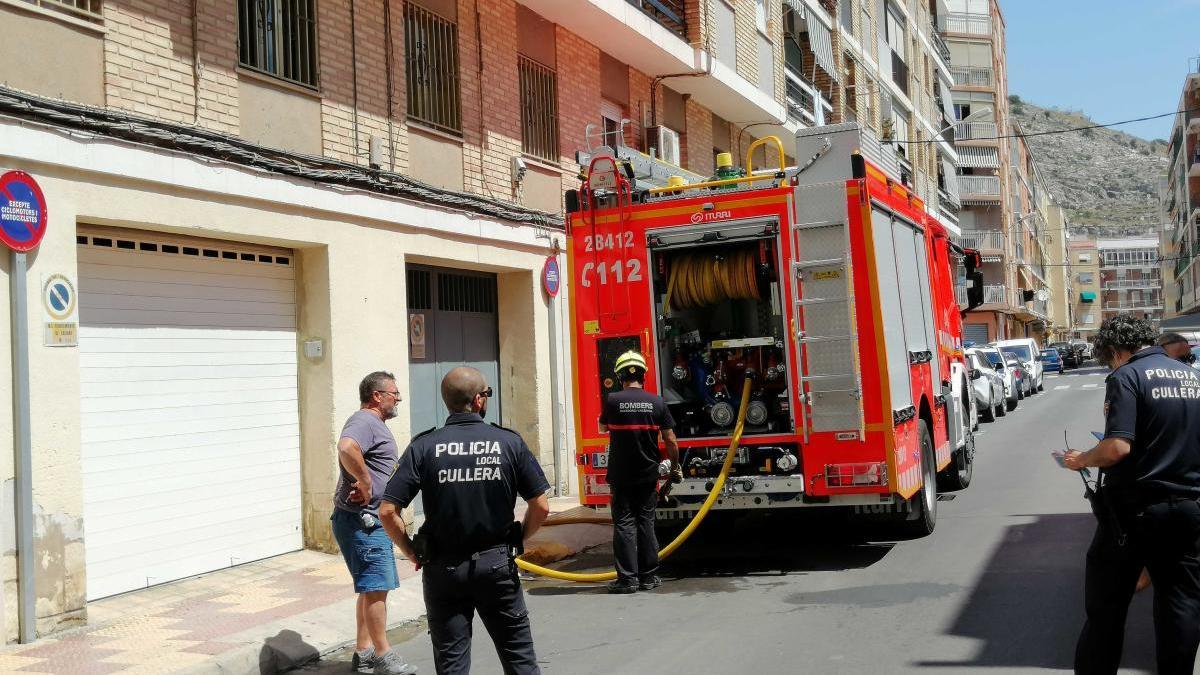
[938, 77, 956, 122]
[1080, 291, 1097, 302]
[784, 0, 804, 15]
[804, 9, 840, 83]
[1160, 313, 1200, 330]
[958, 145, 1000, 168]
[940, 155, 961, 204]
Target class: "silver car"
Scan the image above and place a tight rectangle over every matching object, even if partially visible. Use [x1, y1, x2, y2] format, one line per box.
[966, 349, 1005, 422]
[977, 346, 1020, 412]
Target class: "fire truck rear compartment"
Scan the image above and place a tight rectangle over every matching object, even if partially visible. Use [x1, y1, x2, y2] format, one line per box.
[650, 234, 793, 445]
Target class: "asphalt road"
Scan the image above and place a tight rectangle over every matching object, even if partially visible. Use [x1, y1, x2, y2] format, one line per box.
[303, 364, 1180, 674]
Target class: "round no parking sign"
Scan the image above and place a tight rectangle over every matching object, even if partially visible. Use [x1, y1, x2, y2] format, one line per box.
[0, 171, 48, 252]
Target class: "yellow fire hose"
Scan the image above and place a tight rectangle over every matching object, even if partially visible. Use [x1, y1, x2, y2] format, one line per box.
[514, 375, 754, 582]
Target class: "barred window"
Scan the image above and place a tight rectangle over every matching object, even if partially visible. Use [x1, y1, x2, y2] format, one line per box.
[21, 0, 102, 23]
[518, 56, 558, 162]
[405, 3, 462, 135]
[238, 0, 319, 88]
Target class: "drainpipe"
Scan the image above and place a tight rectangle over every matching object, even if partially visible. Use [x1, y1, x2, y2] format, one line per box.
[10, 250, 34, 643]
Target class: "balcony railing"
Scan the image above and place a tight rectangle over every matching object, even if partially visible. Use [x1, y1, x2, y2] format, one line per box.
[954, 121, 998, 141]
[785, 64, 831, 127]
[1105, 302, 1165, 311]
[928, 23, 951, 63]
[950, 65, 993, 88]
[944, 12, 991, 36]
[1104, 278, 1162, 290]
[960, 229, 1004, 254]
[982, 284, 1008, 305]
[626, 0, 688, 40]
[959, 175, 1002, 196]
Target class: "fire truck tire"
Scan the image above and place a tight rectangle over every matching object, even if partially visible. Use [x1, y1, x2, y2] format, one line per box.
[938, 428, 974, 492]
[899, 421, 937, 538]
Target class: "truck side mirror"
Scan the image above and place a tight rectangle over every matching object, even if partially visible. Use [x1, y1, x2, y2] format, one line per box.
[969, 368, 982, 380]
[966, 271, 985, 310]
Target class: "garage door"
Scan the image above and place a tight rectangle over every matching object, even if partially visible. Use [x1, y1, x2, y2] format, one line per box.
[963, 322, 990, 346]
[78, 228, 302, 600]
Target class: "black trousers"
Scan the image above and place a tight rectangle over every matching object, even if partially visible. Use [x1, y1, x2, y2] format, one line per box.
[611, 481, 659, 584]
[422, 546, 539, 675]
[1075, 496, 1200, 675]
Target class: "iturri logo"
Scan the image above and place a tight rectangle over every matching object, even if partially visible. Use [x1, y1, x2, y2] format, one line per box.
[690, 209, 732, 224]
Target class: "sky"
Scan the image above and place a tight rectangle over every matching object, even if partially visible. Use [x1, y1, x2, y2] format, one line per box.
[1001, 0, 1199, 141]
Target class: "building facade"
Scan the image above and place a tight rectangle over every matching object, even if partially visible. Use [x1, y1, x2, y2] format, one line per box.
[1069, 238, 1101, 340]
[0, 0, 966, 643]
[1043, 199, 1073, 341]
[1160, 59, 1200, 317]
[1098, 238, 1165, 327]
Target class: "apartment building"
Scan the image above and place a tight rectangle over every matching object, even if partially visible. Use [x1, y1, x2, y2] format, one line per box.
[1161, 58, 1200, 317]
[1098, 238, 1165, 326]
[1043, 199, 1073, 341]
[1069, 238, 1102, 340]
[942, 0, 1014, 343]
[0, 0, 965, 643]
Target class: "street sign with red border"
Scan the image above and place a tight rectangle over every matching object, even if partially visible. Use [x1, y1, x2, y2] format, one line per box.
[543, 255, 561, 297]
[0, 171, 48, 252]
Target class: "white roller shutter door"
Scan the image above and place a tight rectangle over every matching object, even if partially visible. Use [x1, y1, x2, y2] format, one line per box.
[78, 228, 301, 600]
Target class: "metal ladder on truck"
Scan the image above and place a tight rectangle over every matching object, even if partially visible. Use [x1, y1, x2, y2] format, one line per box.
[791, 180, 865, 443]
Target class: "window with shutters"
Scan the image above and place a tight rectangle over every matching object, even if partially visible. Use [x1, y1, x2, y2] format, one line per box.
[237, 0, 319, 88]
[405, 3, 462, 135]
[519, 55, 559, 161]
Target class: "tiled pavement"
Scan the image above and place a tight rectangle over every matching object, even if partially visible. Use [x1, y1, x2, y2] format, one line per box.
[0, 497, 599, 675]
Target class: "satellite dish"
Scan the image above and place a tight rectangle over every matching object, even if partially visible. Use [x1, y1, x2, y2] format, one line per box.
[1035, 289, 1050, 302]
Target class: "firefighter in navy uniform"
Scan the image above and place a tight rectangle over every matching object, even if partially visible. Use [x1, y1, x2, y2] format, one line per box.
[378, 366, 551, 675]
[1062, 315, 1200, 675]
[600, 350, 681, 594]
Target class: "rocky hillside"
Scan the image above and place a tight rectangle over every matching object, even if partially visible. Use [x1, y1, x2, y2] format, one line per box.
[1008, 97, 1169, 236]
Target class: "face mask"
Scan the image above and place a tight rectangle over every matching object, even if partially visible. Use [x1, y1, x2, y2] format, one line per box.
[478, 400, 488, 419]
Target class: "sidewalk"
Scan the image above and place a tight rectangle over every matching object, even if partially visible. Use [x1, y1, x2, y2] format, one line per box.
[0, 497, 607, 675]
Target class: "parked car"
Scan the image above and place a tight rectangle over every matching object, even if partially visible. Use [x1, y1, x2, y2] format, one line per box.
[1040, 348, 1064, 374]
[1003, 352, 1032, 398]
[966, 348, 1006, 422]
[978, 346, 1019, 411]
[995, 338, 1044, 392]
[1070, 338, 1093, 360]
[1049, 341, 1080, 369]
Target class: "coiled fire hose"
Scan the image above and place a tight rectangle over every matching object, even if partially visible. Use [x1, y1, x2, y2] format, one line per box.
[663, 249, 760, 314]
[514, 374, 754, 582]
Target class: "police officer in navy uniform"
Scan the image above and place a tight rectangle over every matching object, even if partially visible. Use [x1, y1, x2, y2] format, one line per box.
[378, 367, 551, 675]
[1062, 315, 1200, 674]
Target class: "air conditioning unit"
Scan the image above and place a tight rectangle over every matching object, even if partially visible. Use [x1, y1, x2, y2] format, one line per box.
[646, 125, 681, 167]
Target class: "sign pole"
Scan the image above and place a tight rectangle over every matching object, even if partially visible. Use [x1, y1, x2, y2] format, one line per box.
[11, 250, 34, 643]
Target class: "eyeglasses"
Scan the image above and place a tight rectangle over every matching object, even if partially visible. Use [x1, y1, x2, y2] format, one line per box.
[477, 387, 493, 398]
[1183, 353, 1197, 365]
[375, 390, 402, 399]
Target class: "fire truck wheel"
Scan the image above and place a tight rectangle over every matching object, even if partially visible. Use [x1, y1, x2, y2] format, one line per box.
[898, 421, 937, 538]
[938, 428, 974, 492]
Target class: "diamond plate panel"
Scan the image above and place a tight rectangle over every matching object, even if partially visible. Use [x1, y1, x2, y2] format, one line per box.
[803, 339, 855, 378]
[798, 300, 851, 340]
[793, 183, 850, 230]
[810, 390, 862, 431]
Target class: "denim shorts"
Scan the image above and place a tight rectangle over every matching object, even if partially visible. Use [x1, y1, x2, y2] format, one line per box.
[331, 509, 399, 593]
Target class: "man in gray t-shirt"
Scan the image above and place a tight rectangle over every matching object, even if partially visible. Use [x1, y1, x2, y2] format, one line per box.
[330, 371, 415, 675]
[334, 408, 399, 517]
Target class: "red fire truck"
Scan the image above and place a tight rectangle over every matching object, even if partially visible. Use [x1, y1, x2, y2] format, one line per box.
[566, 123, 984, 535]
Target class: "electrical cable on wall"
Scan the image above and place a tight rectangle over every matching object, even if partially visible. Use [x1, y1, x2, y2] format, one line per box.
[0, 86, 562, 229]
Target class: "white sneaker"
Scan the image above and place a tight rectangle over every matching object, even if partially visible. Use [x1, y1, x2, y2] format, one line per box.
[374, 649, 417, 675]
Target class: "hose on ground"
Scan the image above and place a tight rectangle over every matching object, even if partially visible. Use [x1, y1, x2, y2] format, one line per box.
[514, 374, 754, 582]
